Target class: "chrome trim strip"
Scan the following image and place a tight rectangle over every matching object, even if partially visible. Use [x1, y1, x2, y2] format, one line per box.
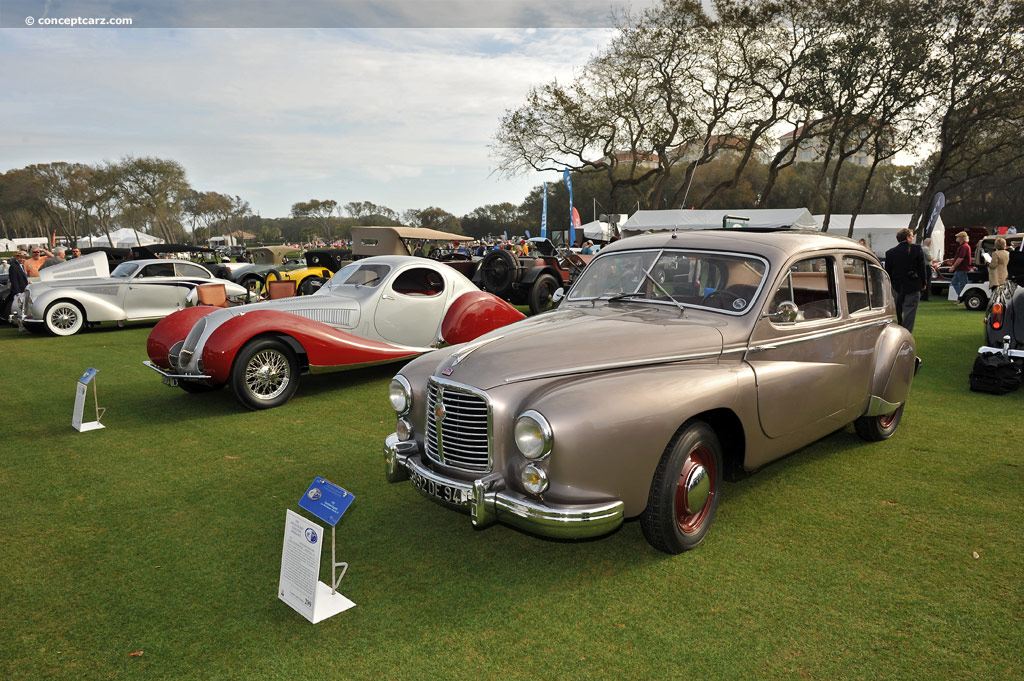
[384, 435, 625, 540]
[504, 350, 721, 383]
[142, 361, 212, 380]
[749, 318, 891, 351]
[863, 395, 902, 417]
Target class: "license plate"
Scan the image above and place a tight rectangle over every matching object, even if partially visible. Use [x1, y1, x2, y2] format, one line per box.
[161, 376, 179, 387]
[410, 470, 467, 505]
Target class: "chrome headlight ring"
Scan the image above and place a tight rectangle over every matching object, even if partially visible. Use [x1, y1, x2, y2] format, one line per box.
[389, 375, 412, 415]
[514, 409, 553, 460]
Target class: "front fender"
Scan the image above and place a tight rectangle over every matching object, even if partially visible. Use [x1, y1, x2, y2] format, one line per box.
[201, 310, 424, 384]
[147, 306, 219, 367]
[867, 323, 917, 411]
[29, 286, 124, 323]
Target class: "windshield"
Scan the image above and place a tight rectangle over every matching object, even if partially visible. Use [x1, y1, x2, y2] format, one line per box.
[110, 262, 140, 278]
[321, 262, 391, 292]
[568, 248, 768, 313]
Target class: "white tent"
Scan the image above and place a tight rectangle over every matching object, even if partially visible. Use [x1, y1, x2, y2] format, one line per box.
[620, 208, 818, 236]
[813, 214, 946, 261]
[77, 228, 164, 249]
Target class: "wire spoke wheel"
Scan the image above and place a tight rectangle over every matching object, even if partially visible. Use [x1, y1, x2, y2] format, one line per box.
[230, 338, 301, 410]
[45, 301, 85, 336]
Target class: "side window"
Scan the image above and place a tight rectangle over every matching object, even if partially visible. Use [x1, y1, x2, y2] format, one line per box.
[175, 263, 211, 279]
[843, 256, 870, 313]
[391, 267, 446, 296]
[769, 256, 837, 321]
[140, 263, 174, 278]
[868, 265, 888, 308]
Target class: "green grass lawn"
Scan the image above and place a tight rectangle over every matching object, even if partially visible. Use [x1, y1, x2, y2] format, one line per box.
[1, 299, 1022, 680]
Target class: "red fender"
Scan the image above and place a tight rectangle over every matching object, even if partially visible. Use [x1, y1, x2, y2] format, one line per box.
[147, 306, 219, 368]
[201, 310, 422, 384]
[441, 290, 526, 345]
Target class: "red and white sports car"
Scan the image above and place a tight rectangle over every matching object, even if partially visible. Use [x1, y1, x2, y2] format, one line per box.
[144, 255, 525, 410]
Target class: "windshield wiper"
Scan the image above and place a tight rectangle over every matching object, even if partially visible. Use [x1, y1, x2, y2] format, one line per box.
[605, 292, 645, 303]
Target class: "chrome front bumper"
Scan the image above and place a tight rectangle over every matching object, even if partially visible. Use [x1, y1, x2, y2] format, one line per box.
[142, 361, 212, 381]
[384, 434, 625, 540]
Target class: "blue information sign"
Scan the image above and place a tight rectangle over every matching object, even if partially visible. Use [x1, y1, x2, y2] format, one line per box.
[298, 477, 354, 526]
[78, 367, 99, 384]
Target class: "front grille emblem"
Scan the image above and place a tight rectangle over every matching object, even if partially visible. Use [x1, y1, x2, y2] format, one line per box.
[435, 387, 446, 423]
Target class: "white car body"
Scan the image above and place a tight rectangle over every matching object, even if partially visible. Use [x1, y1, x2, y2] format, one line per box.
[11, 252, 248, 335]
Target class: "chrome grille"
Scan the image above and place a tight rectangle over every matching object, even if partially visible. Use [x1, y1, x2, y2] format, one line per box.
[290, 308, 354, 327]
[425, 378, 491, 472]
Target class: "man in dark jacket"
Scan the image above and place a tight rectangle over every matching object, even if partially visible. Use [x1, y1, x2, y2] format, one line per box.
[9, 251, 29, 295]
[884, 228, 928, 333]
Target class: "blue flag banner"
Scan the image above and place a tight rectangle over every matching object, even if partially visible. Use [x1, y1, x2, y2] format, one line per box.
[563, 169, 575, 245]
[924, 192, 945, 239]
[541, 182, 548, 238]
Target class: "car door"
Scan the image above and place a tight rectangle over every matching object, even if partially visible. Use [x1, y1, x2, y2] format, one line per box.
[123, 262, 186, 320]
[745, 254, 850, 439]
[840, 254, 892, 409]
[374, 265, 449, 347]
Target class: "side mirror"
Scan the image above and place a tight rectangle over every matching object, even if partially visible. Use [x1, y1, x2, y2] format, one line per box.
[552, 287, 566, 305]
[766, 300, 798, 323]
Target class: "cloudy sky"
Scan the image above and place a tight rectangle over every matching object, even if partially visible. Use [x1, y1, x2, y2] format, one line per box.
[0, 1, 656, 219]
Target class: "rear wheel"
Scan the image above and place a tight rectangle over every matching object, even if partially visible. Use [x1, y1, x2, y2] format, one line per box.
[239, 275, 265, 296]
[44, 301, 85, 336]
[963, 290, 986, 311]
[528, 273, 559, 315]
[230, 337, 300, 410]
[854, 404, 904, 442]
[640, 421, 723, 554]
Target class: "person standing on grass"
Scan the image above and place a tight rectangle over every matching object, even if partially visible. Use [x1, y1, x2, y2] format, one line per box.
[885, 228, 927, 333]
[989, 237, 1010, 293]
[950, 231, 972, 301]
[9, 250, 29, 296]
[40, 246, 66, 270]
[23, 247, 52, 277]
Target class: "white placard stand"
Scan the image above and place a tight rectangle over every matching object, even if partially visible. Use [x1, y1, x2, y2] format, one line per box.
[72, 368, 105, 432]
[278, 509, 355, 623]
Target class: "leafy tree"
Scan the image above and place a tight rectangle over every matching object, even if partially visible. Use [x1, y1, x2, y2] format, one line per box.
[291, 199, 338, 239]
[403, 207, 462, 234]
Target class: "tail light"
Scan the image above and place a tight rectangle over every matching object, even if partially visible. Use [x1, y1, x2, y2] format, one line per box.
[991, 302, 1004, 330]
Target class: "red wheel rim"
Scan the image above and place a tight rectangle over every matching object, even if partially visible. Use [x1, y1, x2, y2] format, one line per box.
[878, 407, 901, 429]
[675, 444, 716, 533]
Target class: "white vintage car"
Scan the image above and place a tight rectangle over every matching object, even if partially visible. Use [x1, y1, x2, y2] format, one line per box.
[10, 252, 249, 336]
[144, 255, 525, 410]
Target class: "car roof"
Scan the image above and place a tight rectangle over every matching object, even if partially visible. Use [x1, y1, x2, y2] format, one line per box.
[600, 228, 872, 259]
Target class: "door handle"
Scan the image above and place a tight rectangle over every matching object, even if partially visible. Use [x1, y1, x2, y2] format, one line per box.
[382, 294, 395, 300]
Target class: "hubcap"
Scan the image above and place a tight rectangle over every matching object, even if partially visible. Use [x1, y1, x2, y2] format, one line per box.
[52, 306, 78, 330]
[245, 349, 290, 399]
[879, 408, 900, 429]
[675, 444, 716, 533]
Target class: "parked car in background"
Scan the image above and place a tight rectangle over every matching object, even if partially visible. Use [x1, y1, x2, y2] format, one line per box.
[951, 235, 1024, 310]
[262, 248, 352, 296]
[10, 252, 249, 335]
[225, 246, 306, 293]
[476, 237, 592, 314]
[144, 255, 526, 410]
[385, 228, 918, 554]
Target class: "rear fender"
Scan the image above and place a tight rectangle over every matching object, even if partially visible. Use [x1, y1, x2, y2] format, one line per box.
[865, 324, 917, 414]
[441, 291, 526, 345]
[201, 310, 423, 384]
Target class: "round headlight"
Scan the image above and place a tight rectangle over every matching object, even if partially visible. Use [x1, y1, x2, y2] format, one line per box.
[522, 463, 549, 495]
[388, 376, 411, 414]
[514, 410, 553, 460]
[396, 418, 413, 442]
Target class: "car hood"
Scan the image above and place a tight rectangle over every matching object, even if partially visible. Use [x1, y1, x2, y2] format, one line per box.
[197, 294, 360, 329]
[435, 304, 726, 390]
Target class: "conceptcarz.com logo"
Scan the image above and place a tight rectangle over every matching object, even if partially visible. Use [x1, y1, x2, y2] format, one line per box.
[305, 528, 318, 544]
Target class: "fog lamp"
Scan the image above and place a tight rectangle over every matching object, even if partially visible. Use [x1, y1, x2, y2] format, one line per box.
[522, 464, 549, 495]
[389, 376, 412, 414]
[396, 418, 413, 441]
[514, 410, 553, 460]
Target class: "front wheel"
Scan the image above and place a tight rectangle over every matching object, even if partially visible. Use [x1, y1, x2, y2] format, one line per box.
[44, 301, 85, 336]
[230, 338, 301, 410]
[528, 273, 559, 315]
[640, 421, 723, 554]
[854, 404, 904, 442]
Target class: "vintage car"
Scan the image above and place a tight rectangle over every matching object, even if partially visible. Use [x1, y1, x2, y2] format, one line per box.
[9, 253, 249, 336]
[224, 246, 306, 293]
[262, 249, 352, 296]
[384, 228, 919, 554]
[144, 255, 526, 410]
[476, 237, 592, 315]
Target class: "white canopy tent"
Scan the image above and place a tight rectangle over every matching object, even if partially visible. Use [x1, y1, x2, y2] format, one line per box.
[620, 208, 818, 236]
[813, 214, 946, 261]
[76, 228, 164, 249]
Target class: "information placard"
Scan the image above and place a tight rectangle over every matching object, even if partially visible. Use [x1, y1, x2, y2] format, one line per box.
[298, 477, 354, 526]
[278, 509, 354, 623]
[72, 367, 105, 432]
